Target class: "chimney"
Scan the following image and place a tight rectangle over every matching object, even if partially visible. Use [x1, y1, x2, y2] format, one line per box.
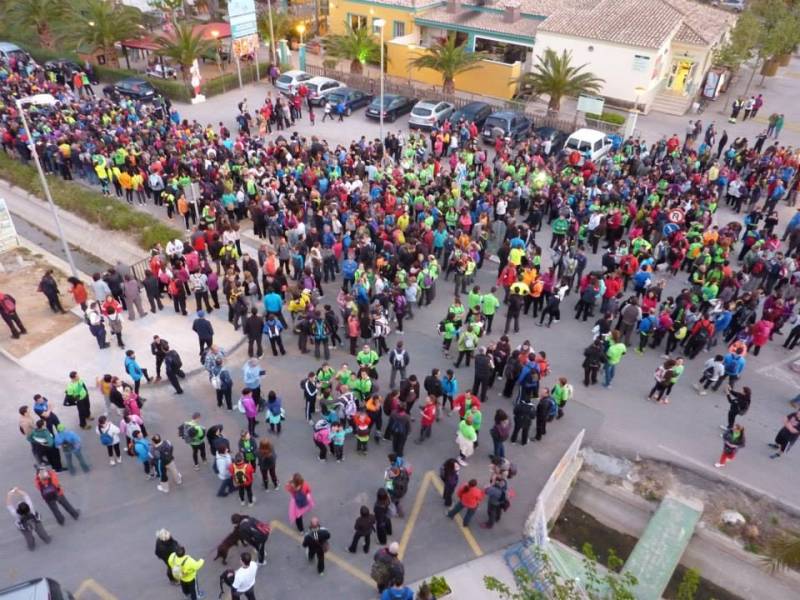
[447, 0, 459, 13]
[503, 0, 521, 22]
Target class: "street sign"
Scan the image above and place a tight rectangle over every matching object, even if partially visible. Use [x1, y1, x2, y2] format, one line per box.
[0, 198, 19, 253]
[577, 94, 604, 115]
[228, 0, 257, 39]
[668, 208, 685, 224]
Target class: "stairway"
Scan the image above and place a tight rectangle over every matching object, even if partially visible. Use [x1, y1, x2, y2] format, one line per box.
[650, 90, 694, 116]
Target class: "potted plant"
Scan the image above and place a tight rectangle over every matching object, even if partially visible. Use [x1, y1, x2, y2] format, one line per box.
[418, 576, 452, 598]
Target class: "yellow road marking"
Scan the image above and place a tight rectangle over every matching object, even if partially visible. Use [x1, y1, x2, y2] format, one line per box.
[397, 470, 483, 561]
[269, 520, 374, 587]
[74, 578, 118, 600]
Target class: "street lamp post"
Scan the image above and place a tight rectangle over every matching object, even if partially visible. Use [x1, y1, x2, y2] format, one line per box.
[15, 99, 78, 278]
[374, 18, 386, 145]
[266, 0, 277, 64]
[626, 85, 647, 139]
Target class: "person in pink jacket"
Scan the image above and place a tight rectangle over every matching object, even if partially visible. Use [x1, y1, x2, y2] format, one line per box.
[312, 420, 332, 460]
[240, 388, 258, 438]
[750, 318, 773, 356]
[285, 472, 315, 531]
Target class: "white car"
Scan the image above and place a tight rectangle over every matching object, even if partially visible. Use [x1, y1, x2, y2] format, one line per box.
[146, 63, 177, 79]
[408, 100, 455, 130]
[304, 76, 346, 106]
[274, 69, 312, 94]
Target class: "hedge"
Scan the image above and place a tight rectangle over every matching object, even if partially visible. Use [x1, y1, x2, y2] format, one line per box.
[0, 153, 181, 249]
[24, 44, 268, 102]
[586, 112, 627, 125]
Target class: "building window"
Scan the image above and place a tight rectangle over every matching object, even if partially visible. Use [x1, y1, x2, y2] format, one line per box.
[393, 21, 406, 38]
[632, 54, 650, 72]
[349, 14, 367, 30]
[474, 37, 527, 64]
[372, 18, 382, 34]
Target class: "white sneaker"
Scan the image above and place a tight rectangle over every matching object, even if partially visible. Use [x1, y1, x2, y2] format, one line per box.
[714, 463, 725, 468]
[241, 500, 246, 506]
[157, 484, 169, 493]
[109, 459, 116, 466]
[116, 457, 122, 464]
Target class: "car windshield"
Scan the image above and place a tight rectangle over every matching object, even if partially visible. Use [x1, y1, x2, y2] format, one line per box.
[412, 107, 432, 116]
[328, 93, 345, 103]
[565, 138, 593, 152]
[371, 97, 394, 108]
[484, 117, 507, 130]
[276, 75, 292, 84]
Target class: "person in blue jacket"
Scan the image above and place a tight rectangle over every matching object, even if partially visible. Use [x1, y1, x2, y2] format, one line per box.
[710, 304, 733, 350]
[262, 287, 286, 328]
[636, 310, 657, 354]
[722, 348, 746, 388]
[124, 349, 151, 394]
[54, 425, 91, 474]
[341, 253, 358, 292]
[440, 369, 459, 414]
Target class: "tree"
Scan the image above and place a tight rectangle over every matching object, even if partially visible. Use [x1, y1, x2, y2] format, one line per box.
[517, 48, 604, 112]
[58, 0, 143, 68]
[258, 9, 301, 58]
[4, 0, 65, 49]
[324, 24, 381, 74]
[713, 10, 763, 69]
[156, 21, 214, 87]
[408, 33, 486, 94]
[765, 532, 800, 572]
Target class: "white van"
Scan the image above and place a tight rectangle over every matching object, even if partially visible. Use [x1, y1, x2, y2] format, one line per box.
[0, 42, 31, 63]
[564, 128, 613, 164]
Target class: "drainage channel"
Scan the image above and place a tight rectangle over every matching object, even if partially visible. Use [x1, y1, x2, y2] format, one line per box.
[13, 216, 112, 275]
[550, 502, 744, 600]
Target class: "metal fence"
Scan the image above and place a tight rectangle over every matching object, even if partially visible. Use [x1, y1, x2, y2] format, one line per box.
[305, 65, 622, 133]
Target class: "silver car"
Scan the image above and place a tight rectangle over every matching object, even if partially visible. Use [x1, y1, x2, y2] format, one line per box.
[274, 70, 312, 94]
[408, 100, 455, 130]
[304, 76, 346, 106]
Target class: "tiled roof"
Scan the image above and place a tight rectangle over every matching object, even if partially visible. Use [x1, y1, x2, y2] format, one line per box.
[537, 0, 683, 49]
[669, 0, 735, 45]
[674, 23, 707, 45]
[415, 6, 540, 38]
[353, 0, 442, 8]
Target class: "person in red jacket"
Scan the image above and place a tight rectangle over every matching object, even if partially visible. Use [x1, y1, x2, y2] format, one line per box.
[446, 479, 485, 527]
[229, 453, 255, 507]
[33, 467, 80, 525]
[417, 396, 437, 443]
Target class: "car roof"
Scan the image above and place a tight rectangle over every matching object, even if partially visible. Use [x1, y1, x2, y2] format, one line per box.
[281, 70, 308, 78]
[414, 100, 442, 109]
[567, 128, 607, 141]
[118, 77, 151, 86]
[458, 101, 490, 111]
[330, 87, 360, 95]
[306, 76, 340, 85]
[0, 42, 23, 52]
[488, 111, 522, 119]
[0, 577, 51, 599]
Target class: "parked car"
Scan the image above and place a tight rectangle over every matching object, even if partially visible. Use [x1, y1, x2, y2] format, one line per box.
[274, 69, 313, 93]
[712, 0, 746, 11]
[481, 110, 532, 143]
[304, 76, 346, 106]
[0, 577, 74, 599]
[102, 78, 159, 103]
[408, 100, 454, 129]
[366, 94, 417, 122]
[447, 101, 493, 129]
[563, 128, 614, 164]
[146, 63, 177, 79]
[325, 88, 373, 116]
[0, 42, 32, 64]
[534, 126, 568, 154]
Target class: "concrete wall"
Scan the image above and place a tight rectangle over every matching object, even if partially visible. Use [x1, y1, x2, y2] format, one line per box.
[386, 40, 521, 99]
[533, 31, 672, 106]
[328, 1, 417, 39]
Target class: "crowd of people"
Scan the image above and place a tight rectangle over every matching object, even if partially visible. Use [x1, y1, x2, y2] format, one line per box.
[2, 46, 800, 599]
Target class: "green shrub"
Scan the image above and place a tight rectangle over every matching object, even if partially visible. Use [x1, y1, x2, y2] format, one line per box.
[0, 153, 181, 249]
[586, 111, 626, 125]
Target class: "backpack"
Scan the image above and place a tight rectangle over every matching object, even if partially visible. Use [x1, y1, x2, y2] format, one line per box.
[294, 488, 309, 508]
[233, 463, 248, 486]
[171, 556, 188, 580]
[160, 441, 174, 463]
[242, 517, 271, 542]
[167, 280, 180, 297]
[178, 423, 197, 445]
[100, 429, 114, 446]
[314, 320, 327, 340]
[0, 295, 16, 313]
[391, 468, 409, 498]
[392, 350, 405, 369]
[40, 480, 58, 501]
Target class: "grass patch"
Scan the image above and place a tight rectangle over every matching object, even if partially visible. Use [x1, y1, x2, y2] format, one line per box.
[0, 153, 181, 249]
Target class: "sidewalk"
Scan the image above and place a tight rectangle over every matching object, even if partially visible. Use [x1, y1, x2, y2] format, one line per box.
[406, 548, 516, 600]
[18, 305, 245, 385]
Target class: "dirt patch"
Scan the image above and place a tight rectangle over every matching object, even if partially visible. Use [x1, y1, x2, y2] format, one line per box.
[0, 248, 81, 357]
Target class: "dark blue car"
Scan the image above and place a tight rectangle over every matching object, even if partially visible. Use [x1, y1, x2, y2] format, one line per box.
[325, 88, 373, 116]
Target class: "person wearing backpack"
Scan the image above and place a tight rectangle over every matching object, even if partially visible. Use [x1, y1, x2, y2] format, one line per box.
[163, 342, 185, 394]
[33, 466, 80, 526]
[371, 542, 404, 594]
[481, 477, 509, 529]
[285, 473, 315, 531]
[302, 517, 332, 576]
[388, 341, 410, 390]
[5, 487, 50, 551]
[180, 413, 207, 470]
[96, 415, 121, 466]
[724, 386, 751, 430]
[455, 325, 479, 368]
[231, 513, 271, 566]
[0, 292, 27, 339]
[154, 529, 180, 583]
[230, 452, 256, 507]
[384, 454, 410, 518]
[152, 434, 182, 493]
[167, 545, 205, 600]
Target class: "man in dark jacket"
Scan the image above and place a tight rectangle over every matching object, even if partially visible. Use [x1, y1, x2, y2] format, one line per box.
[192, 310, 214, 358]
[0, 292, 27, 338]
[472, 347, 494, 403]
[151, 335, 168, 381]
[142, 270, 163, 313]
[347, 505, 376, 554]
[423, 368, 443, 420]
[243, 308, 264, 358]
[301, 517, 331, 575]
[511, 398, 534, 446]
[163, 343, 185, 394]
[535, 389, 555, 441]
[371, 542, 404, 594]
[582, 339, 607, 386]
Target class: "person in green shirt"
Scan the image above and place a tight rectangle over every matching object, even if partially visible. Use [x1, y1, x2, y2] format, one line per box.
[552, 377, 573, 419]
[440, 314, 459, 358]
[602, 331, 627, 388]
[455, 325, 479, 368]
[467, 286, 482, 311]
[356, 345, 379, 377]
[480, 286, 501, 335]
[167, 546, 205, 599]
[65, 371, 93, 429]
[316, 363, 335, 394]
[551, 215, 569, 248]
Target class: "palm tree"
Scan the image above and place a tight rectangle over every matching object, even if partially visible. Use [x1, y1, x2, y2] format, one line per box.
[408, 34, 486, 95]
[57, 0, 143, 68]
[517, 48, 604, 112]
[258, 9, 300, 60]
[324, 24, 381, 74]
[156, 21, 214, 88]
[4, 0, 65, 49]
